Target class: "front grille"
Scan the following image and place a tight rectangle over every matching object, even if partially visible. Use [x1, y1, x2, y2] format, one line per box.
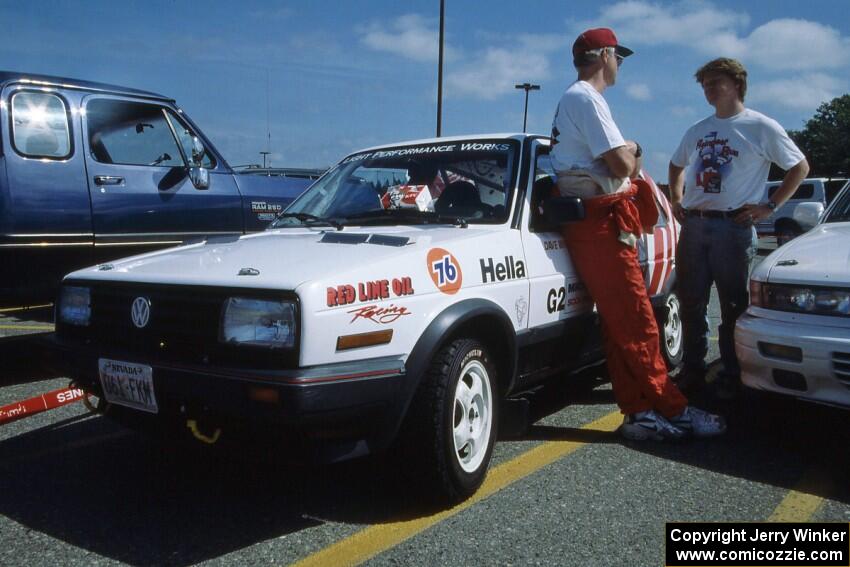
[832, 351, 850, 386]
[58, 281, 299, 369]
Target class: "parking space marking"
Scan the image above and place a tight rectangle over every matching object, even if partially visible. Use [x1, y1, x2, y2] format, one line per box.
[0, 304, 52, 313]
[0, 325, 54, 330]
[768, 466, 831, 522]
[290, 410, 623, 567]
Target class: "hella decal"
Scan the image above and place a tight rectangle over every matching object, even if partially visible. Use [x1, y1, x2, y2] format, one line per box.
[427, 248, 463, 295]
[348, 304, 411, 324]
[327, 277, 414, 307]
[480, 256, 525, 283]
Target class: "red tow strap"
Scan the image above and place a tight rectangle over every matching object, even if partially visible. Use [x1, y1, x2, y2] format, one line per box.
[0, 387, 86, 425]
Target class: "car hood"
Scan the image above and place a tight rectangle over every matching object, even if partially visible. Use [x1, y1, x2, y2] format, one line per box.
[64, 226, 497, 290]
[756, 222, 850, 286]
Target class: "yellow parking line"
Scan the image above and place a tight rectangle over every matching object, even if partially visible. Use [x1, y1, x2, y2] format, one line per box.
[767, 466, 831, 522]
[0, 304, 53, 313]
[290, 411, 623, 567]
[0, 325, 54, 330]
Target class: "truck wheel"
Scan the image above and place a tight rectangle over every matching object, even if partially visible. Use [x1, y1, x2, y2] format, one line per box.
[405, 338, 498, 502]
[776, 223, 801, 246]
[658, 292, 683, 369]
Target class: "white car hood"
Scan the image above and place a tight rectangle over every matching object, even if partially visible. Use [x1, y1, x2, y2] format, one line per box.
[759, 222, 850, 286]
[65, 226, 495, 290]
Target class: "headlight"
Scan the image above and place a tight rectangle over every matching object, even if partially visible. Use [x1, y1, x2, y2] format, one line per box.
[58, 285, 91, 326]
[220, 297, 296, 348]
[762, 283, 850, 317]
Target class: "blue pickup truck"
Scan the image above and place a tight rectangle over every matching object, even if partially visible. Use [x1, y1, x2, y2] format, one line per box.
[0, 71, 320, 304]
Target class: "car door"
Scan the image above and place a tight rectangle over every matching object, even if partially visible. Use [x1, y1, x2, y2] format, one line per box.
[81, 95, 243, 250]
[637, 173, 678, 298]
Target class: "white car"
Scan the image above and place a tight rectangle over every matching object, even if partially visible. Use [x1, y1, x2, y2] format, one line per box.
[52, 134, 681, 501]
[736, 181, 850, 407]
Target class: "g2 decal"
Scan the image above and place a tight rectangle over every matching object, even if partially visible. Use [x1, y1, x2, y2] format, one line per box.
[427, 248, 463, 295]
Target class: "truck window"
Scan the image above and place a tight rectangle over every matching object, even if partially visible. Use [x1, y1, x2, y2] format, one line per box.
[86, 99, 184, 167]
[767, 183, 814, 200]
[165, 110, 215, 168]
[11, 91, 72, 159]
[530, 146, 557, 232]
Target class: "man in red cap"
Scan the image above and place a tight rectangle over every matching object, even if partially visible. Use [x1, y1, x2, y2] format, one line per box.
[551, 27, 726, 440]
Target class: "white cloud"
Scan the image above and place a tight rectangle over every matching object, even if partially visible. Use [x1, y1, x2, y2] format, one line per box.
[626, 83, 651, 101]
[748, 74, 846, 111]
[359, 14, 455, 63]
[446, 47, 551, 100]
[745, 19, 850, 70]
[671, 105, 697, 117]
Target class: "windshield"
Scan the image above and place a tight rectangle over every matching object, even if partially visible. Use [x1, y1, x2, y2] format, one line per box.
[271, 139, 519, 228]
[825, 183, 850, 223]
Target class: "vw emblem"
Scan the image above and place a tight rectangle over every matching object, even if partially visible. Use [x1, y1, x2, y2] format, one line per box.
[131, 297, 151, 329]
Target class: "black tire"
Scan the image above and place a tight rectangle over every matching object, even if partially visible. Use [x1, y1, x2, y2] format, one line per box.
[403, 338, 498, 502]
[657, 292, 684, 370]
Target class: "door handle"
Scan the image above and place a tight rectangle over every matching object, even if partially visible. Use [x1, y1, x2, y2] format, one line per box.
[94, 175, 124, 186]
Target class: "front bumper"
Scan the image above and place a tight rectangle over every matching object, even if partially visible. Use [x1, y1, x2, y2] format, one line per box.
[735, 311, 850, 408]
[49, 335, 412, 461]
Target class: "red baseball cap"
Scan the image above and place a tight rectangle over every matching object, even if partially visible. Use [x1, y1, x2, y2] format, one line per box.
[572, 28, 633, 59]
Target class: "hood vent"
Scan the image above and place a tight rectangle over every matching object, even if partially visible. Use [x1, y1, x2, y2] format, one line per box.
[319, 233, 412, 247]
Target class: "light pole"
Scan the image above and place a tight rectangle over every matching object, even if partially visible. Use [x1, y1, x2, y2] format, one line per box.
[436, 0, 445, 137]
[514, 83, 540, 133]
[260, 151, 270, 169]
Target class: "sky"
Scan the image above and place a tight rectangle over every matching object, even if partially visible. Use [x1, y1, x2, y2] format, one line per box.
[2, 0, 849, 182]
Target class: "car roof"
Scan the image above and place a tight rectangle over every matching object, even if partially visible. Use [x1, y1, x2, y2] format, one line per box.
[0, 70, 172, 102]
[354, 133, 547, 154]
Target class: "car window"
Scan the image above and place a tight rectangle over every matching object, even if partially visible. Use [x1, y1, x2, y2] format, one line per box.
[11, 91, 72, 159]
[86, 99, 184, 167]
[825, 186, 850, 223]
[530, 147, 558, 232]
[768, 183, 814, 200]
[165, 110, 215, 168]
[276, 140, 518, 226]
[825, 180, 848, 204]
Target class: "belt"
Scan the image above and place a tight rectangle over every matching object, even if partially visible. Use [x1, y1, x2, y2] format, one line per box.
[684, 208, 744, 219]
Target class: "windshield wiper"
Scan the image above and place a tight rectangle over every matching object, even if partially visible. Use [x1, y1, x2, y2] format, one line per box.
[341, 209, 468, 228]
[273, 212, 342, 230]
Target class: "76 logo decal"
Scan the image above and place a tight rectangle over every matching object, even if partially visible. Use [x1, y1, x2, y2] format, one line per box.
[427, 248, 463, 295]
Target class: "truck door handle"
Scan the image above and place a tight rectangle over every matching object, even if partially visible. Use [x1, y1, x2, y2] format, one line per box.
[94, 176, 124, 186]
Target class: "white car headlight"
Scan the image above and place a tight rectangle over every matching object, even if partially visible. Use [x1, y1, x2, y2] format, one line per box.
[220, 297, 296, 348]
[764, 284, 850, 317]
[59, 285, 91, 326]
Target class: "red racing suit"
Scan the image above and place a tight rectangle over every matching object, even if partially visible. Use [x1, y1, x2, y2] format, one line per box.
[561, 179, 687, 417]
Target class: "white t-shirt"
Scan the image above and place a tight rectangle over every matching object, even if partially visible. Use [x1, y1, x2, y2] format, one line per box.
[550, 80, 627, 194]
[670, 108, 805, 210]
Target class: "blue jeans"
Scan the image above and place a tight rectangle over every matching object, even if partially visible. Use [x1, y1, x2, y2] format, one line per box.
[676, 216, 757, 378]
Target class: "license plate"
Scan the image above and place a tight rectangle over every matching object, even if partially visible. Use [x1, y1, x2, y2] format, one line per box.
[98, 358, 158, 413]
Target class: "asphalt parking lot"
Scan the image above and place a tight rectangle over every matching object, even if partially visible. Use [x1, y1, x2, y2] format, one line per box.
[2, 245, 850, 567]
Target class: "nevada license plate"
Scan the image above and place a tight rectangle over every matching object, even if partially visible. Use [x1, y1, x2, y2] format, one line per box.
[98, 358, 158, 413]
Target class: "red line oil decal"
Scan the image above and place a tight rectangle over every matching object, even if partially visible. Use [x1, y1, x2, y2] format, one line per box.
[348, 304, 411, 324]
[327, 277, 414, 307]
[427, 248, 463, 295]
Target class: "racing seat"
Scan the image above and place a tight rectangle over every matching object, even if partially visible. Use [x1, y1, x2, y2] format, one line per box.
[435, 181, 482, 217]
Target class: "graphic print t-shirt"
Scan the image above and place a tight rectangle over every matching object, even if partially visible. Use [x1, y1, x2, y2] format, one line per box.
[670, 109, 805, 210]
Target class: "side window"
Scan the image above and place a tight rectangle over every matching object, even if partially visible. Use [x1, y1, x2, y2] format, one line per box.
[165, 110, 215, 168]
[11, 91, 72, 159]
[530, 147, 558, 232]
[654, 197, 668, 228]
[768, 183, 814, 200]
[86, 99, 184, 167]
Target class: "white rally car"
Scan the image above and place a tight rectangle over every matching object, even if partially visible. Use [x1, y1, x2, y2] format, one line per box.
[736, 181, 850, 407]
[52, 134, 680, 501]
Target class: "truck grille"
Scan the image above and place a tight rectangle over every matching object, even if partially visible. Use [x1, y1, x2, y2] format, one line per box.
[58, 281, 299, 369]
[833, 351, 850, 386]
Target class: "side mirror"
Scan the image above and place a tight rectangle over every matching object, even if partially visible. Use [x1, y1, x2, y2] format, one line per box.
[544, 196, 585, 225]
[792, 201, 824, 230]
[189, 166, 209, 190]
[191, 136, 206, 166]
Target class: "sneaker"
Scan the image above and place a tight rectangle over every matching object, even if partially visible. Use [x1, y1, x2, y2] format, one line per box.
[619, 410, 686, 441]
[670, 406, 727, 438]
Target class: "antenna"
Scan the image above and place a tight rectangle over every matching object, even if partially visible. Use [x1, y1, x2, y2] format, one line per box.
[266, 68, 271, 164]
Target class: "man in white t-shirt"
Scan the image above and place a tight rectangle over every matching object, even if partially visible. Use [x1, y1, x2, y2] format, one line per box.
[669, 57, 809, 396]
[551, 28, 725, 441]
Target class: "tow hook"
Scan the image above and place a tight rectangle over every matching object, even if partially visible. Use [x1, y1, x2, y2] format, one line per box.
[186, 419, 222, 444]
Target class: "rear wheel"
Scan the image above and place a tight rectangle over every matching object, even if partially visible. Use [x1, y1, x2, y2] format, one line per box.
[403, 338, 498, 502]
[658, 292, 683, 369]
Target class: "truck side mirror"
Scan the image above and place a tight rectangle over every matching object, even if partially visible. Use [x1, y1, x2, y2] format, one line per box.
[189, 166, 210, 190]
[191, 136, 206, 166]
[544, 196, 585, 225]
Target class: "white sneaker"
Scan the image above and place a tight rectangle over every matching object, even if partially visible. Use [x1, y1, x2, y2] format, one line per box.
[619, 410, 686, 441]
[671, 406, 727, 438]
